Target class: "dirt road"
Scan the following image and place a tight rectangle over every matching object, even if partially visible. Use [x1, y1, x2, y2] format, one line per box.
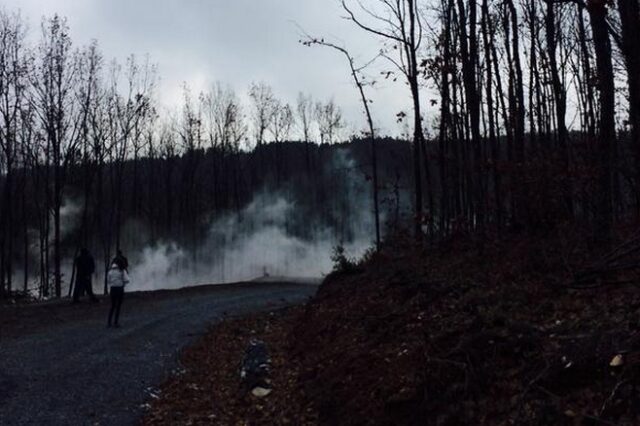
[0, 282, 317, 425]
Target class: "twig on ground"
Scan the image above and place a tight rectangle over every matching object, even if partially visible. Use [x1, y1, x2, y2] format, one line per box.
[600, 380, 628, 418]
[512, 364, 550, 424]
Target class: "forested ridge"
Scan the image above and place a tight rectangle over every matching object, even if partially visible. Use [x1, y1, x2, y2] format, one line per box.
[2, 0, 640, 300]
[0, 12, 414, 298]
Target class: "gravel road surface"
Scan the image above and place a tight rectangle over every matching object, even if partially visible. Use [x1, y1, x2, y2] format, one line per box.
[0, 282, 316, 425]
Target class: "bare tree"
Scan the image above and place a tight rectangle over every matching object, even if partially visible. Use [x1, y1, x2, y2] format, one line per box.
[296, 92, 315, 175]
[270, 102, 294, 143]
[315, 99, 343, 144]
[616, 0, 640, 180]
[177, 85, 204, 261]
[201, 83, 246, 214]
[302, 36, 381, 249]
[456, 0, 486, 229]
[202, 82, 246, 151]
[342, 0, 426, 238]
[75, 41, 103, 249]
[296, 92, 314, 143]
[587, 0, 616, 245]
[30, 15, 85, 297]
[248, 81, 277, 146]
[108, 55, 155, 253]
[0, 10, 28, 295]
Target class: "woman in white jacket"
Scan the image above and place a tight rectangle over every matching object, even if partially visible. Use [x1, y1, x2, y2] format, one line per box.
[107, 260, 130, 328]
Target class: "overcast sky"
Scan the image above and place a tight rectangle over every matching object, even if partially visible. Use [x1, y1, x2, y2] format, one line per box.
[4, 0, 422, 137]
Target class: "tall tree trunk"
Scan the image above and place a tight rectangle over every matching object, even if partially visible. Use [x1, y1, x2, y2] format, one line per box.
[577, 7, 596, 139]
[439, 0, 454, 233]
[54, 156, 62, 298]
[617, 0, 640, 194]
[588, 0, 615, 246]
[546, 1, 568, 154]
[482, 0, 501, 229]
[457, 0, 484, 231]
[407, 0, 425, 238]
[545, 0, 573, 217]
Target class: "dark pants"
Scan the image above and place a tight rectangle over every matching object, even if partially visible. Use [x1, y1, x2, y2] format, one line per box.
[108, 286, 125, 326]
[73, 275, 96, 302]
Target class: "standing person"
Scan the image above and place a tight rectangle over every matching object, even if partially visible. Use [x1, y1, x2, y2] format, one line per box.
[72, 248, 98, 303]
[112, 249, 129, 272]
[107, 259, 130, 328]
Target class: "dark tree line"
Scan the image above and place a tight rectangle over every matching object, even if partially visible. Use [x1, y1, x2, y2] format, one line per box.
[2, 1, 640, 298]
[0, 10, 414, 300]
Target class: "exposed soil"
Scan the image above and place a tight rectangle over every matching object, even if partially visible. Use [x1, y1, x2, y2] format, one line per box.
[144, 228, 640, 425]
[143, 307, 319, 426]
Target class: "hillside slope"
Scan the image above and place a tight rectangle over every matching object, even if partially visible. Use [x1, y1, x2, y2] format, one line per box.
[146, 230, 640, 425]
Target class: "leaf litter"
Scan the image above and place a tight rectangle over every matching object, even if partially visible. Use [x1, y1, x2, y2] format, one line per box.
[143, 227, 640, 425]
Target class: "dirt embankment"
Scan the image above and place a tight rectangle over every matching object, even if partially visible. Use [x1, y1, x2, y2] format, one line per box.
[145, 230, 640, 425]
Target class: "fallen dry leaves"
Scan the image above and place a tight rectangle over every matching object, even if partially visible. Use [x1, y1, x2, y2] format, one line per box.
[143, 226, 640, 425]
[142, 307, 318, 425]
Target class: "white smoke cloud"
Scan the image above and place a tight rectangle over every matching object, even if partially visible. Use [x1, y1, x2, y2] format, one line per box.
[59, 197, 83, 240]
[129, 243, 187, 289]
[128, 149, 378, 291]
[129, 195, 371, 291]
[14, 150, 379, 295]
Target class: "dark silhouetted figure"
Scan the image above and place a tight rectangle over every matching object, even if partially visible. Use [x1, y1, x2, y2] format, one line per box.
[72, 248, 97, 303]
[107, 261, 130, 328]
[112, 249, 129, 272]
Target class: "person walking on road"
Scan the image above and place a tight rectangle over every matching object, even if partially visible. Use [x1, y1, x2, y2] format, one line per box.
[107, 259, 130, 328]
[72, 248, 98, 303]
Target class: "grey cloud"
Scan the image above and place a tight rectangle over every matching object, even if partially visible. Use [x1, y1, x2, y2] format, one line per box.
[4, 0, 415, 135]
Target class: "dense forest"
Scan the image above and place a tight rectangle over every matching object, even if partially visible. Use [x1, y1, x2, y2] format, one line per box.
[0, 11, 415, 297]
[1, 0, 640, 299]
[304, 0, 640, 244]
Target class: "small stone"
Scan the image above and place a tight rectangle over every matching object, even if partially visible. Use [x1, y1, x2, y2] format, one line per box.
[251, 387, 272, 397]
[610, 354, 624, 367]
